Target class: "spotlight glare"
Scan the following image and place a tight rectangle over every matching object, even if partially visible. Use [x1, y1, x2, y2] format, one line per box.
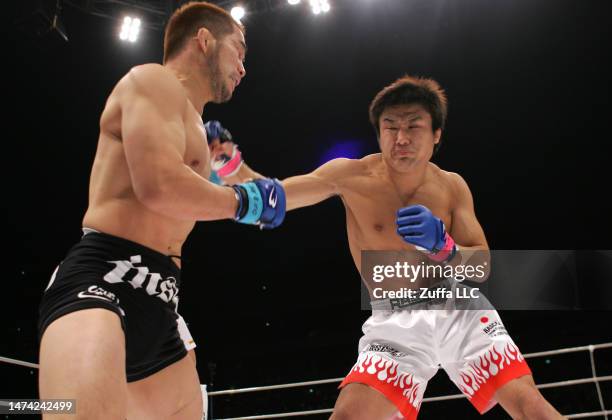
[120, 16, 141, 42]
[288, 0, 300, 4]
[309, 0, 329, 15]
[231, 6, 245, 22]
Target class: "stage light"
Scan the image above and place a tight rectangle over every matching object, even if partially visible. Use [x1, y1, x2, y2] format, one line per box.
[309, 0, 330, 15]
[231, 6, 245, 22]
[120, 16, 140, 42]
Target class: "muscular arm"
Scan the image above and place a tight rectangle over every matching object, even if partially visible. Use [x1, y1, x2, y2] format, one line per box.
[449, 173, 488, 249]
[282, 158, 353, 211]
[448, 173, 490, 278]
[120, 65, 237, 221]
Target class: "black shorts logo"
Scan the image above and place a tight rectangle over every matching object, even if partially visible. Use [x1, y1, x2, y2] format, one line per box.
[103, 255, 179, 306]
[77, 285, 119, 303]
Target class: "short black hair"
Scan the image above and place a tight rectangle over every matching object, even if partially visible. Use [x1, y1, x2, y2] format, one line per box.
[369, 75, 448, 153]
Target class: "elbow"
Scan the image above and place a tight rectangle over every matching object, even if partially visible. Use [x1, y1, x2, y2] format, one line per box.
[134, 180, 168, 212]
[459, 246, 491, 283]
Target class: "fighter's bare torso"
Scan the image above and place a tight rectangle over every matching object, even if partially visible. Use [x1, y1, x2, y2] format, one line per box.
[82, 64, 211, 259]
[338, 154, 458, 271]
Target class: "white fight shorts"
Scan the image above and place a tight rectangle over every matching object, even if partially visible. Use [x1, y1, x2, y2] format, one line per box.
[340, 308, 531, 419]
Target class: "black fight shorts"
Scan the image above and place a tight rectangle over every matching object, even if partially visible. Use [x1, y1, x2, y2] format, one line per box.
[38, 230, 196, 382]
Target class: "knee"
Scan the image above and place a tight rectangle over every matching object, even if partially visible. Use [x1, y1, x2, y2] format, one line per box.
[515, 390, 558, 420]
[329, 408, 350, 420]
[330, 405, 362, 420]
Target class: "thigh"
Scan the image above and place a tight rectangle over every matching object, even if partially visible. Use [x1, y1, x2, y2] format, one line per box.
[39, 308, 127, 420]
[442, 310, 532, 414]
[340, 311, 438, 419]
[127, 350, 202, 420]
[495, 374, 536, 416]
[494, 374, 561, 419]
[331, 383, 400, 420]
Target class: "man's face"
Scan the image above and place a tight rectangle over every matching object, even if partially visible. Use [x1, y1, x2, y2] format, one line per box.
[208, 138, 235, 161]
[378, 104, 441, 171]
[208, 27, 246, 103]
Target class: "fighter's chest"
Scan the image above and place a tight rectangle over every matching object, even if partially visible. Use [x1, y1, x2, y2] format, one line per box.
[344, 180, 453, 239]
[183, 117, 210, 176]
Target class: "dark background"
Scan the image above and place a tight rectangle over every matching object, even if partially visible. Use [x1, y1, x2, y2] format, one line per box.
[2, 0, 611, 418]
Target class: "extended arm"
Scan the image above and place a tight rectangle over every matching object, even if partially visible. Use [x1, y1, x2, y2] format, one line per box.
[282, 158, 354, 211]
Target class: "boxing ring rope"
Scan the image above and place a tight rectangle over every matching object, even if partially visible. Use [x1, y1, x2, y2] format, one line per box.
[1, 342, 610, 419]
[0, 355, 39, 369]
[207, 342, 612, 420]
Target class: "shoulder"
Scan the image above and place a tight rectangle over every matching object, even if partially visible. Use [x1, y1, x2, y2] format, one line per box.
[357, 153, 384, 175]
[309, 156, 373, 194]
[430, 164, 472, 200]
[318, 154, 379, 179]
[359, 153, 381, 167]
[317, 156, 366, 175]
[126, 64, 181, 87]
[115, 64, 187, 107]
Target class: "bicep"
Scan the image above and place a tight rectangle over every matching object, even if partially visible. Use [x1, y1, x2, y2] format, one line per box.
[283, 158, 350, 210]
[282, 173, 336, 210]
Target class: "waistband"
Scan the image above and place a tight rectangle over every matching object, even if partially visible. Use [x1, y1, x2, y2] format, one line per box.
[79, 228, 180, 276]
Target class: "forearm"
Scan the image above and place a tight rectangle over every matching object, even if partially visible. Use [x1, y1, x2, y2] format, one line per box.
[139, 165, 238, 221]
[283, 173, 337, 211]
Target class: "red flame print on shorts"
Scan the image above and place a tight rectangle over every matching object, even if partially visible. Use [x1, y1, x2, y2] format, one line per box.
[459, 342, 525, 397]
[352, 353, 422, 408]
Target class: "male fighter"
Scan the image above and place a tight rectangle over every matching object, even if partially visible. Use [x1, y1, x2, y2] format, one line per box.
[215, 75, 563, 419]
[38, 3, 285, 420]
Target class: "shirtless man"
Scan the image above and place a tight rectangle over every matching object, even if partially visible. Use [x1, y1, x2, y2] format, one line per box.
[276, 75, 563, 419]
[37, 3, 285, 419]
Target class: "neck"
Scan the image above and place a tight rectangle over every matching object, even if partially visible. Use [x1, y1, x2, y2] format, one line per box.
[382, 157, 429, 197]
[164, 57, 214, 114]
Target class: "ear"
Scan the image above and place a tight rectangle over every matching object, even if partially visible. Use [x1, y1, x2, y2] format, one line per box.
[433, 128, 442, 144]
[195, 27, 215, 55]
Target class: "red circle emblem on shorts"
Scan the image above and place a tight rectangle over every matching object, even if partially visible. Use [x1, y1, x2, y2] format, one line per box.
[480, 316, 489, 323]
